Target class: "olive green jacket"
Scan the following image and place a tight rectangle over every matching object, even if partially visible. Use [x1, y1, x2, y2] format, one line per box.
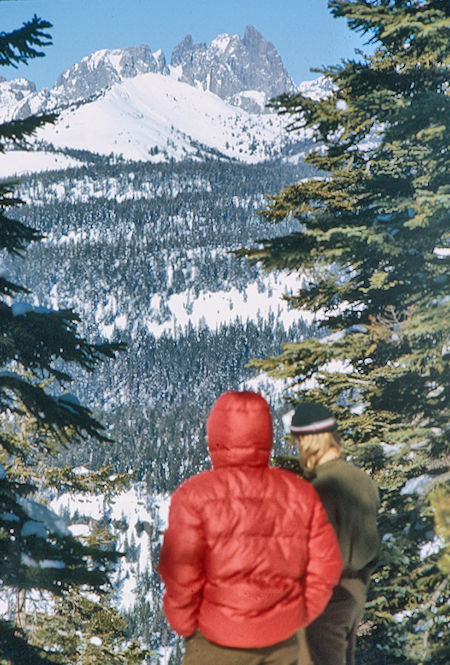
[310, 458, 380, 584]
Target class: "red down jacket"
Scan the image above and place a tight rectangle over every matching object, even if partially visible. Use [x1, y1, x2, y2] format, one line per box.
[158, 391, 342, 648]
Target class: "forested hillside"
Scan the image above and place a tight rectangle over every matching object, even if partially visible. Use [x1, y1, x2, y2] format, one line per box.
[2, 156, 325, 663]
[7, 157, 319, 493]
[4, 4, 447, 664]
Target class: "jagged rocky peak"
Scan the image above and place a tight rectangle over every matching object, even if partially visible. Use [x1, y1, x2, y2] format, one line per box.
[0, 76, 48, 123]
[171, 25, 296, 113]
[0, 44, 170, 122]
[53, 44, 168, 103]
[0, 76, 36, 107]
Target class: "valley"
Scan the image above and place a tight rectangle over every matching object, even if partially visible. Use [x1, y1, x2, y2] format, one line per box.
[1, 26, 325, 664]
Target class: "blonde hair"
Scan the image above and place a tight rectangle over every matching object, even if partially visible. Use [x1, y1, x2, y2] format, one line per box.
[295, 430, 342, 472]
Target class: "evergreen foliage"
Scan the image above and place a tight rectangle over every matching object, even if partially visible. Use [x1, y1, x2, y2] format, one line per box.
[122, 506, 171, 655]
[27, 529, 149, 665]
[0, 16, 56, 151]
[239, 1, 449, 662]
[430, 485, 450, 577]
[0, 15, 138, 665]
[0, 15, 51, 67]
[85, 315, 318, 492]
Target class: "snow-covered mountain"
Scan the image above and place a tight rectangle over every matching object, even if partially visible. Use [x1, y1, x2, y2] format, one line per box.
[0, 26, 325, 175]
[5, 72, 301, 165]
[0, 45, 168, 121]
[54, 43, 168, 105]
[171, 25, 296, 113]
[0, 75, 37, 110]
[1, 26, 296, 120]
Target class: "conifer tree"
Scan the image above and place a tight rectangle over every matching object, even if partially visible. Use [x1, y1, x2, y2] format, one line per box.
[430, 485, 450, 576]
[0, 15, 128, 664]
[26, 523, 149, 665]
[240, 1, 449, 662]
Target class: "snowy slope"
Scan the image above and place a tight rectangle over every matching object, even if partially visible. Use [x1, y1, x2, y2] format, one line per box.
[0, 150, 84, 178]
[96, 271, 314, 342]
[30, 72, 293, 164]
[0, 30, 326, 176]
[0, 45, 167, 122]
[50, 482, 170, 612]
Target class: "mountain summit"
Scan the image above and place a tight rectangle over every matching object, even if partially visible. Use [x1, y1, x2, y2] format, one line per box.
[0, 26, 323, 172]
[53, 44, 168, 105]
[0, 45, 168, 122]
[0, 26, 296, 122]
[171, 25, 296, 112]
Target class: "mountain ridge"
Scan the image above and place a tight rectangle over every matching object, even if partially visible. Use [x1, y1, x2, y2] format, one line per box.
[0, 25, 307, 121]
[0, 71, 310, 170]
[0, 26, 326, 173]
[171, 25, 296, 112]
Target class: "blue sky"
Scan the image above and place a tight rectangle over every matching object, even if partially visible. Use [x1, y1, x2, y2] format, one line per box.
[1, 0, 371, 90]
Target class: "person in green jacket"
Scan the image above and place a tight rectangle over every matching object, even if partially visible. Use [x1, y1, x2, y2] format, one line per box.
[290, 401, 380, 665]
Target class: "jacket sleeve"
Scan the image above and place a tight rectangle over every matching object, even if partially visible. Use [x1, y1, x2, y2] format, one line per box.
[303, 490, 343, 625]
[157, 486, 206, 637]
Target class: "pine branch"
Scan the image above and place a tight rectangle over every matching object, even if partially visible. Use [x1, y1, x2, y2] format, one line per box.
[0, 113, 58, 152]
[0, 209, 43, 256]
[0, 15, 52, 68]
[0, 618, 58, 665]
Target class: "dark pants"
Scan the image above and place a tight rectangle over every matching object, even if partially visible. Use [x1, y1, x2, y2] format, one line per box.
[302, 579, 367, 665]
[183, 630, 300, 665]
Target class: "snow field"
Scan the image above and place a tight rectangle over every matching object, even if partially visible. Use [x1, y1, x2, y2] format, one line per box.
[0, 151, 84, 179]
[50, 483, 170, 612]
[142, 271, 315, 340]
[26, 72, 290, 164]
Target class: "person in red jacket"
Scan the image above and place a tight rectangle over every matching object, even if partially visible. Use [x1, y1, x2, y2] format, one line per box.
[158, 391, 343, 665]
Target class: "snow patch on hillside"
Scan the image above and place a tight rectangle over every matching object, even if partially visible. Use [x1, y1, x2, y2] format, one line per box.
[0, 151, 84, 178]
[94, 271, 314, 340]
[15, 169, 218, 206]
[50, 484, 170, 612]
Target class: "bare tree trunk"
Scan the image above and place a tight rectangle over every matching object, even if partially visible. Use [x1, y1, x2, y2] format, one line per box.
[14, 588, 26, 633]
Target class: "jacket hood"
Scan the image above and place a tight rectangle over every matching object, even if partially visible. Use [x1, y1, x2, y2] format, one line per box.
[207, 391, 272, 468]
